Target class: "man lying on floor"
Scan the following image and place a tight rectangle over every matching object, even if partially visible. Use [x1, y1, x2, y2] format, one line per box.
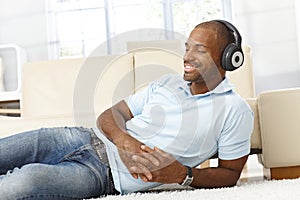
[0, 20, 253, 199]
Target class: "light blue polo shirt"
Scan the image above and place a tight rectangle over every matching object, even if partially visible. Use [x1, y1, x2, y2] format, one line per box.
[94, 73, 253, 194]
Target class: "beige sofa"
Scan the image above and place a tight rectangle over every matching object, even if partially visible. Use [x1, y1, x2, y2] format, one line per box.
[0, 45, 299, 180]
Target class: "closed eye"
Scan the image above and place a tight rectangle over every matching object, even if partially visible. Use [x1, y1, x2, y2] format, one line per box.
[197, 50, 206, 54]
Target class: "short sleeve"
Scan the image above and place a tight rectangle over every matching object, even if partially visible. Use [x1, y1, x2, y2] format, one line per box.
[124, 74, 174, 116]
[218, 110, 254, 160]
[124, 87, 150, 116]
[125, 80, 162, 116]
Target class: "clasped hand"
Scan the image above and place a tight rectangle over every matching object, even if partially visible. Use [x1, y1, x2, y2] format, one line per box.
[118, 141, 185, 184]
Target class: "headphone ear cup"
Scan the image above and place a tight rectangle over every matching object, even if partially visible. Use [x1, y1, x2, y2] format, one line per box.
[221, 43, 244, 71]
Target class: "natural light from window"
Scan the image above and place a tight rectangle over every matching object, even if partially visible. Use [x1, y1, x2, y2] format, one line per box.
[46, 0, 229, 59]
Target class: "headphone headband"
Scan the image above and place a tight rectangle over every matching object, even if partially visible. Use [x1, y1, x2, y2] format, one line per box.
[212, 20, 244, 71]
[213, 20, 242, 47]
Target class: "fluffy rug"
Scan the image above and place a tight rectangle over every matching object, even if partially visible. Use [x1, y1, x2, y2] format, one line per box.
[96, 178, 300, 200]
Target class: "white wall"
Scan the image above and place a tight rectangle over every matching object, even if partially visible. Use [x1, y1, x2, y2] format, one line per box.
[232, 0, 300, 94]
[0, 0, 48, 62]
[0, 0, 299, 94]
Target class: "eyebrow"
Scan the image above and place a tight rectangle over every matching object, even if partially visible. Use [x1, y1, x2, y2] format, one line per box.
[185, 42, 208, 48]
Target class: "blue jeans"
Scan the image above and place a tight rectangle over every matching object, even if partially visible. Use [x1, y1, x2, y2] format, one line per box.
[0, 127, 118, 199]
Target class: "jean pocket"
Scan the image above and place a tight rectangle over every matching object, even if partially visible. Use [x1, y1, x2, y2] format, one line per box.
[62, 144, 92, 161]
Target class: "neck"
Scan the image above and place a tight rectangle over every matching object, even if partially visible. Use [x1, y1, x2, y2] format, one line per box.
[190, 77, 225, 95]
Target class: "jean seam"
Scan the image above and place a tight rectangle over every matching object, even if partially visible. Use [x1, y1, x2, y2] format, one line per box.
[59, 143, 106, 196]
[17, 193, 82, 200]
[60, 144, 103, 181]
[69, 144, 116, 195]
[59, 144, 91, 163]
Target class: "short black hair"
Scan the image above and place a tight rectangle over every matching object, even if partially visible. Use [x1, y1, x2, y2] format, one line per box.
[195, 20, 235, 54]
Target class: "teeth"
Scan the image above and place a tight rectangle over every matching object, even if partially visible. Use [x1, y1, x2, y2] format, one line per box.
[185, 65, 193, 69]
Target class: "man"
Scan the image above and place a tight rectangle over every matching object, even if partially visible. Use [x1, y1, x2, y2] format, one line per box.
[0, 20, 253, 199]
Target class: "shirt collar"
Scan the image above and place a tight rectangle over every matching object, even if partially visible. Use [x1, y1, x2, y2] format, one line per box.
[209, 77, 234, 94]
[180, 77, 234, 97]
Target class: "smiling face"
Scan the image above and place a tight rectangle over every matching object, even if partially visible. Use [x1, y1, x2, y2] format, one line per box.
[183, 24, 227, 94]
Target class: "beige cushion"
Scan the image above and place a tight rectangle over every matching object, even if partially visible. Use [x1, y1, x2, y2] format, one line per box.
[21, 54, 134, 120]
[258, 88, 300, 168]
[227, 45, 256, 98]
[93, 53, 134, 115]
[22, 58, 83, 117]
[0, 115, 78, 138]
[246, 98, 262, 149]
[133, 50, 183, 92]
[127, 40, 183, 55]
[0, 57, 4, 91]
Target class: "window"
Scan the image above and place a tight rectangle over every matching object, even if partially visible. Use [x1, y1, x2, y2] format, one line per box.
[47, 0, 107, 58]
[46, 0, 232, 59]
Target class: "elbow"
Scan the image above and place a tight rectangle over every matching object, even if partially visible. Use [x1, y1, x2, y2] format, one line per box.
[226, 172, 241, 187]
[96, 114, 102, 130]
[96, 109, 109, 131]
[218, 171, 241, 188]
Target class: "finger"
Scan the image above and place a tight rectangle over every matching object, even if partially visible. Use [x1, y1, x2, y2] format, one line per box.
[139, 174, 151, 182]
[133, 145, 160, 166]
[130, 164, 153, 181]
[154, 147, 170, 157]
[132, 154, 159, 168]
[140, 145, 161, 166]
[128, 162, 140, 179]
[139, 164, 153, 181]
[131, 173, 138, 179]
[140, 145, 154, 153]
[142, 153, 161, 167]
[153, 147, 176, 167]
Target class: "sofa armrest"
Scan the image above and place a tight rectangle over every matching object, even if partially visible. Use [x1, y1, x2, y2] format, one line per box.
[246, 98, 262, 150]
[258, 88, 300, 168]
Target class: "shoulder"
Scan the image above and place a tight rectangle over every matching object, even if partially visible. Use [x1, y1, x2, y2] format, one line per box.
[225, 90, 252, 115]
[220, 90, 254, 134]
[212, 78, 252, 115]
[155, 73, 183, 84]
[151, 73, 185, 89]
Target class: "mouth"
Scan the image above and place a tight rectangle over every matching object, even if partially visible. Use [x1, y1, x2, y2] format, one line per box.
[184, 64, 197, 73]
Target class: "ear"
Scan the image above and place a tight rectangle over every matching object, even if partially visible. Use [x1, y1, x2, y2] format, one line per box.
[221, 43, 244, 71]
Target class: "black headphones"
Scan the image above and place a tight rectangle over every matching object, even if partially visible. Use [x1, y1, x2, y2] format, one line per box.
[213, 20, 244, 71]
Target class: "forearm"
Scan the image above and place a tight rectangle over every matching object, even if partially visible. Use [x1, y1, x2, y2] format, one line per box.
[97, 108, 127, 145]
[186, 156, 248, 188]
[133, 147, 247, 188]
[97, 100, 130, 144]
[189, 166, 241, 189]
[96, 100, 143, 150]
[97, 100, 150, 179]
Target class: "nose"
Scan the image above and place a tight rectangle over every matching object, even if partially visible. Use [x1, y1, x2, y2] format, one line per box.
[183, 49, 194, 62]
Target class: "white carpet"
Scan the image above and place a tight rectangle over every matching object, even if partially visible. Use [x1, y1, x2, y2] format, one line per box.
[98, 178, 300, 200]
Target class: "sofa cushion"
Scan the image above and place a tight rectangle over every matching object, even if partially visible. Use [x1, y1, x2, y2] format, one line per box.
[246, 98, 262, 150]
[0, 57, 4, 91]
[133, 50, 183, 92]
[258, 88, 300, 168]
[127, 40, 183, 55]
[21, 54, 134, 119]
[0, 115, 77, 138]
[227, 45, 256, 98]
[0, 113, 102, 138]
